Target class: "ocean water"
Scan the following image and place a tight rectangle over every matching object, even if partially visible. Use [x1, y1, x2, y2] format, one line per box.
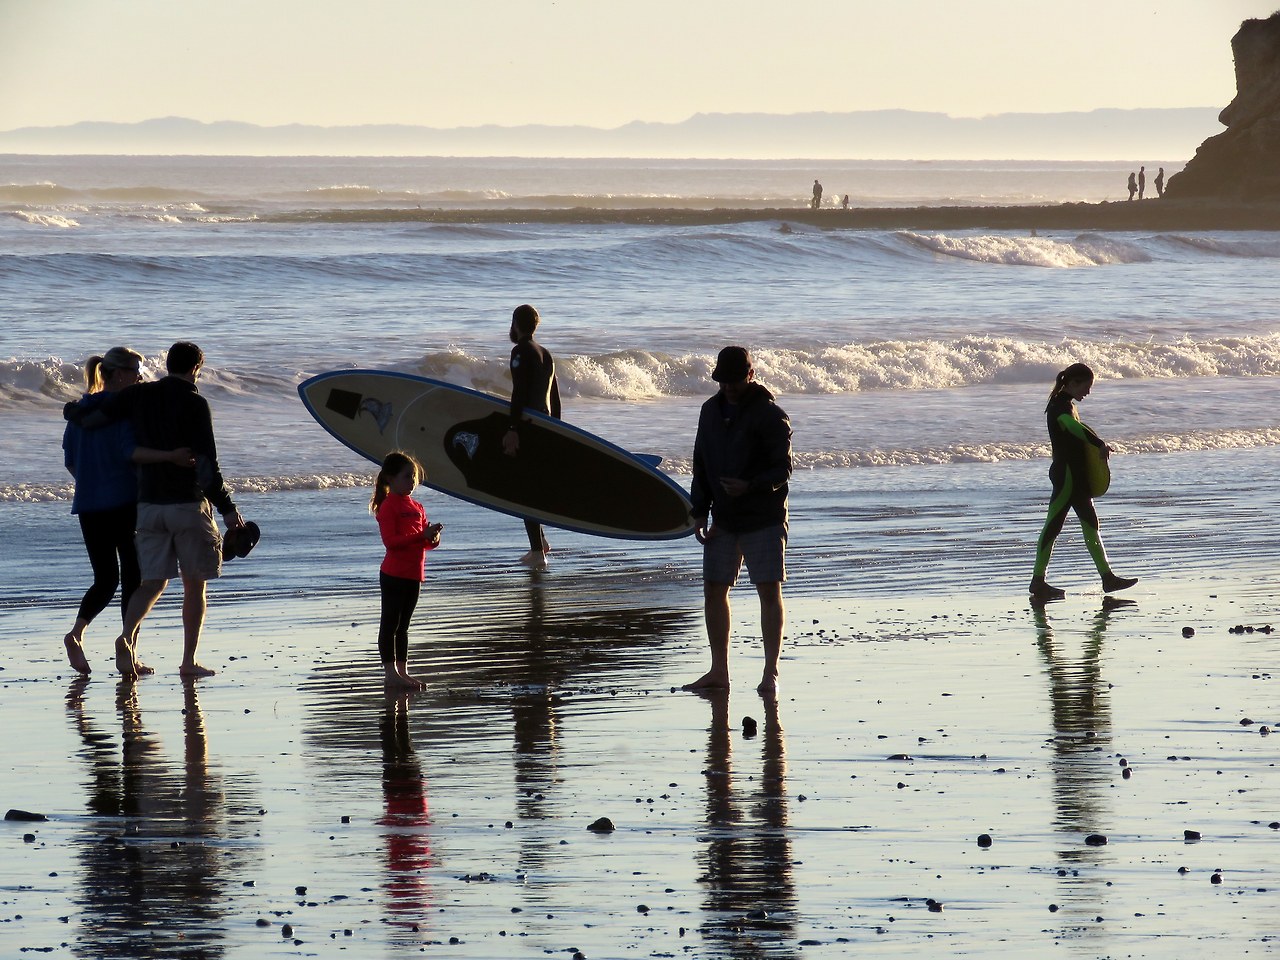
[2, 155, 1278, 611]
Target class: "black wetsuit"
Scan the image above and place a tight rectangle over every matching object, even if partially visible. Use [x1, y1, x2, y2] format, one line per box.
[508, 338, 561, 551]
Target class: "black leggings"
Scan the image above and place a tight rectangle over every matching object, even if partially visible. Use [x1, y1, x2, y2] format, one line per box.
[524, 519, 545, 553]
[378, 572, 421, 664]
[76, 504, 140, 626]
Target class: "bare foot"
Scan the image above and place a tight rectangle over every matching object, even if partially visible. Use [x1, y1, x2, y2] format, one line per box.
[518, 550, 548, 571]
[756, 674, 779, 695]
[384, 671, 420, 689]
[114, 636, 138, 680]
[179, 662, 216, 678]
[64, 634, 91, 675]
[397, 669, 427, 690]
[682, 670, 730, 691]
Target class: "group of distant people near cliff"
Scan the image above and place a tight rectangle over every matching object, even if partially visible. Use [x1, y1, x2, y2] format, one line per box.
[1127, 165, 1165, 200]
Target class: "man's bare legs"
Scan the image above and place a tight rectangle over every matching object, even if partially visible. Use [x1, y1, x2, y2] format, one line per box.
[683, 580, 784, 693]
[116, 579, 166, 679]
[682, 581, 733, 690]
[179, 576, 215, 677]
[756, 581, 784, 694]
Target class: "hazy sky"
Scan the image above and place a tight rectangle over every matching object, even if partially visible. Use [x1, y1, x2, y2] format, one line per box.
[1, 0, 1273, 130]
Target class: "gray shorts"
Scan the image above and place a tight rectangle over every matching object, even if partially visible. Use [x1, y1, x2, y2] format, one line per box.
[135, 501, 223, 582]
[703, 522, 788, 586]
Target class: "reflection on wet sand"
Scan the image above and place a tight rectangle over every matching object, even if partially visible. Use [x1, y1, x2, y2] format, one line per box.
[64, 677, 260, 960]
[378, 691, 434, 942]
[1033, 597, 1137, 928]
[695, 691, 797, 958]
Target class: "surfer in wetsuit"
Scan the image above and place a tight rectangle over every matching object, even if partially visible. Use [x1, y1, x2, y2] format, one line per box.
[1030, 362, 1137, 601]
[503, 303, 561, 570]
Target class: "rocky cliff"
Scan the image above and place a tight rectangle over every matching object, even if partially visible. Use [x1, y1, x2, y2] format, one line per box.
[1166, 12, 1280, 200]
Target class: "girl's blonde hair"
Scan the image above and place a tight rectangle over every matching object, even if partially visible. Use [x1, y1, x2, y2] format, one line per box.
[84, 346, 144, 393]
[370, 451, 423, 515]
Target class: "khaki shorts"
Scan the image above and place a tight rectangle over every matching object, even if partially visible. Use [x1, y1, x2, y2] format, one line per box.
[703, 522, 788, 586]
[135, 501, 222, 582]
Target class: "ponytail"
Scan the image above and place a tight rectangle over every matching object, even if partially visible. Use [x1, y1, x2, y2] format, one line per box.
[370, 451, 423, 515]
[84, 356, 106, 393]
[1045, 362, 1094, 412]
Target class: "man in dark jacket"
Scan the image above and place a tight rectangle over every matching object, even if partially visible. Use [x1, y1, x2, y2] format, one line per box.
[683, 346, 792, 694]
[68, 341, 244, 679]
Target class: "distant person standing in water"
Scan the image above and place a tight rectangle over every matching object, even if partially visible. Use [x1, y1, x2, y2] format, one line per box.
[683, 347, 792, 695]
[1154, 167, 1165, 198]
[811, 180, 823, 209]
[841, 194, 850, 210]
[503, 303, 561, 571]
[1029, 362, 1137, 602]
[1127, 172, 1138, 201]
[1138, 166, 1146, 200]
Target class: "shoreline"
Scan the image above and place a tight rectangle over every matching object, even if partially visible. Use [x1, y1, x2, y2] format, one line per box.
[268, 199, 1280, 231]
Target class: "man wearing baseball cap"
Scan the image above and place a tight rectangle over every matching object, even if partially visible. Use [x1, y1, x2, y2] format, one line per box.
[683, 346, 792, 695]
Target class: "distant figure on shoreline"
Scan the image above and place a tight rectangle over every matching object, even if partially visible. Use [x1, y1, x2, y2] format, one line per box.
[1138, 166, 1146, 200]
[683, 346, 792, 695]
[811, 180, 823, 209]
[1154, 167, 1165, 198]
[503, 304, 561, 570]
[1127, 172, 1138, 201]
[841, 194, 849, 210]
[1029, 362, 1138, 602]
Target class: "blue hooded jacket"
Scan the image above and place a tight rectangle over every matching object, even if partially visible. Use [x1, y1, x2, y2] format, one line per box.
[62, 392, 137, 514]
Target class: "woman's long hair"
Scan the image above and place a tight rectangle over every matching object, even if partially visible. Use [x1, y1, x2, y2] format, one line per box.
[1045, 362, 1094, 411]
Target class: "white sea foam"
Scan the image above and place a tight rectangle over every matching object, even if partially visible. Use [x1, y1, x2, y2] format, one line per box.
[7, 210, 80, 228]
[902, 231, 1151, 267]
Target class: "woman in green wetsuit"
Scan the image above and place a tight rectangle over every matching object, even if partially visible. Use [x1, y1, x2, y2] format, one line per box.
[1030, 363, 1138, 601]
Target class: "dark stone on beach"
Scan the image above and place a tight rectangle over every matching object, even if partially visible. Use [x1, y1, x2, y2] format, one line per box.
[1179, 866, 1190, 874]
[1048, 903, 1059, 912]
[1185, 830, 1202, 841]
[1270, 822, 1280, 829]
[1241, 718, 1255, 726]
[637, 904, 650, 913]
[341, 815, 351, 823]
[746, 910, 769, 920]
[977, 834, 993, 847]
[587, 817, 615, 833]
[23, 833, 35, 843]
[256, 918, 271, 927]
[742, 716, 758, 737]
[1085, 834, 1108, 846]
[5, 809, 47, 822]
[1182, 626, 1196, 637]
[1211, 872, 1223, 884]
[887, 754, 912, 761]
[1260, 726, 1272, 735]
[1123, 767, 1133, 779]
[295, 886, 307, 895]
[926, 899, 943, 912]
[282, 924, 293, 937]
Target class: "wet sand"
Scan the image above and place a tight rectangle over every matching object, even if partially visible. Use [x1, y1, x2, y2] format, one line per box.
[269, 199, 1280, 231]
[2, 568, 1277, 958]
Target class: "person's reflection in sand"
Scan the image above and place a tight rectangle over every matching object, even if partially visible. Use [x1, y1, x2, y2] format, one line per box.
[63, 676, 254, 960]
[1033, 597, 1136, 919]
[378, 690, 435, 941]
[511, 580, 562, 873]
[693, 690, 797, 957]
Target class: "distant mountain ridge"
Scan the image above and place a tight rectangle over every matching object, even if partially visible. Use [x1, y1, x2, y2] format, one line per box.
[0, 109, 1218, 159]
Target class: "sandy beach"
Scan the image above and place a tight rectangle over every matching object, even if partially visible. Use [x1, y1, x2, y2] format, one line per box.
[3, 462, 1278, 959]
